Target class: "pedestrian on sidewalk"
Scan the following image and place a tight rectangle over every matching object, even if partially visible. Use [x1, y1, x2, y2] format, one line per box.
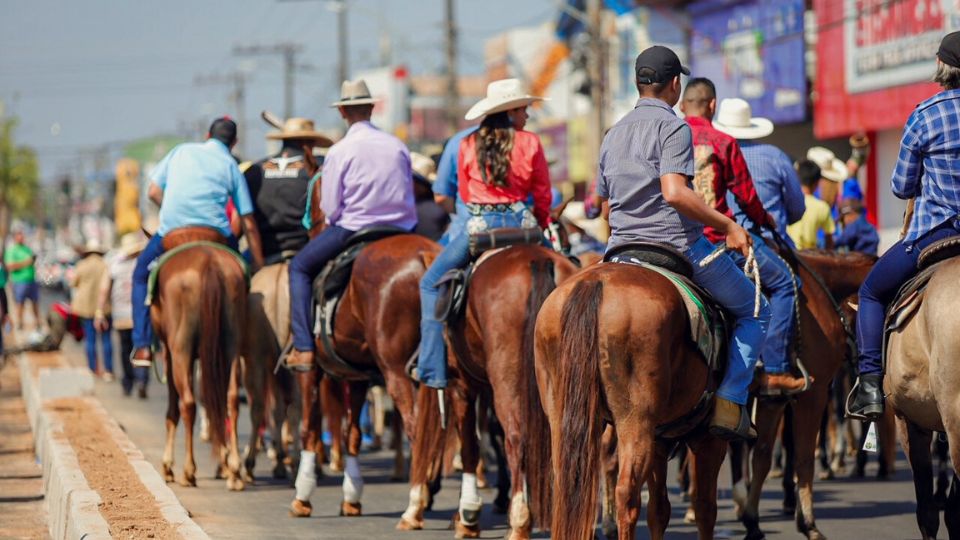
[70, 239, 113, 380]
[788, 160, 836, 249]
[97, 233, 148, 397]
[5, 228, 41, 331]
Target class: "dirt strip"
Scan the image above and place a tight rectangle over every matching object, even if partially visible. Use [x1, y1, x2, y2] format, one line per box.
[48, 397, 178, 540]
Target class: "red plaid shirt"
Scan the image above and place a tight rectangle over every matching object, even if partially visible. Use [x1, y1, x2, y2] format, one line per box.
[686, 116, 768, 243]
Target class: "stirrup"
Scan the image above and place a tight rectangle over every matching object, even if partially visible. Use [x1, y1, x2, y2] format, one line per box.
[844, 377, 883, 421]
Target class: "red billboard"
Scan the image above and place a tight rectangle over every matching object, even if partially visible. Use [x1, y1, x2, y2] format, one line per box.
[813, 0, 944, 139]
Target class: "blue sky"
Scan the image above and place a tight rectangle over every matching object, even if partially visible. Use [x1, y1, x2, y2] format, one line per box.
[0, 0, 555, 179]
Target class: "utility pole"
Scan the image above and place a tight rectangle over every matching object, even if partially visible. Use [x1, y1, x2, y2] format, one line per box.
[333, 0, 349, 85]
[195, 72, 250, 157]
[586, 0, 606, 174]
[234, 43, 303, 119]
[444, 0, 459, 135]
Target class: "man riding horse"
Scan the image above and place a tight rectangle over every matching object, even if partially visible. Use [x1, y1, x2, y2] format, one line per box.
[598, 46, 771, 441]
[130, 117, 264, 367]
[848, 31, 960, 419]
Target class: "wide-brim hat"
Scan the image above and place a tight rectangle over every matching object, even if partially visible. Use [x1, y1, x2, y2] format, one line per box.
[807, 146, 847, 182]
[410, 152, 437, 184]
[330, 79, 380, 107]
[464, 78, 547, 122]
[119, 232, 147, 257]
[712, 98, 774, 140]
[76, 238, 107, 255]
[266, 117, 334, 147]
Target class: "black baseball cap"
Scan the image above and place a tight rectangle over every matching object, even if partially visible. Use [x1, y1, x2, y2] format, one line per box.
[635, 45, 690, 84]
[938, 31, 960, 68]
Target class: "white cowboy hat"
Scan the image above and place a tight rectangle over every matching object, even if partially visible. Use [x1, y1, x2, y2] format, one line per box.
[807, 146, 847, 182]
[464, 79, 546, 122]
[119, 232, 148, 257]
[330, 79, 380, 108]
[76, 238, 106, 255]
[712, 98, 774, 140]
[410, 152, 437, 183]
[266, 117, 334, 147]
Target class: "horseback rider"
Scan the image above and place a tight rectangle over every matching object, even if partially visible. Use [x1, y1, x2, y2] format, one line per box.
[129, 117, 264, 368]
[598, 46, 770, 440]
[285, 80, 418, 371]
[417, 78, 552, 391]
[682, 80, 808, 394]
[244, 118, 333, 264]
[848, 31, 960, 419]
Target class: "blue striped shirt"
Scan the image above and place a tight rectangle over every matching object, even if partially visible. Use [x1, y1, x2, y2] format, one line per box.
[597, 98, 700, 252]
[729, 142, 805, 246]
[894, 88, 960, 245]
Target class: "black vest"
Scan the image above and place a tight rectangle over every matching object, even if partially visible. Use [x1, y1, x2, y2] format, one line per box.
[244, 152, 311, 258]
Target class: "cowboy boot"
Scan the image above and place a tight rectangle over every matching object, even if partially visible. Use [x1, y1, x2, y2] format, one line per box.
[846, 373, 884, 420]
[130, 347, 153, 368]
[759, 372, 811, 396]
[284, 349, 315, 372]
[709, 397, 757, 441]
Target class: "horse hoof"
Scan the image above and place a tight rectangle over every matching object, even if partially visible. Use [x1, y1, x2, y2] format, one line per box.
[289, 499, 312, 518]
[340, 501, 362, 517]
[684, 506, 696, 524]
[769, 468, 784, 479]
[214, 465, 226, 480]
[227, 477, 245, 491]
[395, 517, 423, 531]
[744, 529, 766, 540]
[818, 469, 834, 481]
[477, 476, 488, 489]
[329, 460, 344, 473]
[505, 528, 530, 540]
[451, 513, 481, 539]
[179, 474, 197, 488]
[807, 529, 827, 540]
[783, 504, 796, 516]
[163, 466, 175, 483]
[272, 464, 289, 480]
[242, 470, 255, 484]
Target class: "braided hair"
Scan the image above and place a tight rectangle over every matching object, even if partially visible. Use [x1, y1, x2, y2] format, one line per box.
[475, 111, 514, 188]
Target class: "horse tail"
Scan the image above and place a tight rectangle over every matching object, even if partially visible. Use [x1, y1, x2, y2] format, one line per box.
[199, 253, 229, 452]
[523, 257, 557, 529]
[410, 381, 447, 489]
[552, 279, 604, 540]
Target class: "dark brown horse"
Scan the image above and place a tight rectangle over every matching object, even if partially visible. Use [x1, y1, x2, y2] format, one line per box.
[535, 263, 728, 540]
[155, 234, 249, 491]
[439, 245, 578, 539]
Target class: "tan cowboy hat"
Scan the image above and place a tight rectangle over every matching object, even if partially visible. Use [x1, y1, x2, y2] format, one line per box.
[712, 98, 774, 140]
[330, 79, 380, 108]
[464, 79, 546, 122]
[266, 117, 334, 147]
[76, 238, 106, 255]
[410, 152, 437, 183]
[119, 232, 147, 257]
[807, 146, 847, 182]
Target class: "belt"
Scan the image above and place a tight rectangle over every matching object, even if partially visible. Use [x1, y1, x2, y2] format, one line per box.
[465, 201, 527, 215]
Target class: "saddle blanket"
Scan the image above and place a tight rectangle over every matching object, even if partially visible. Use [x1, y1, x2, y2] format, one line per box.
[145, 241, 249, 306]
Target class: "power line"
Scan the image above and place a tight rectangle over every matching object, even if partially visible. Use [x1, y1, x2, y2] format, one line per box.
[234, 43, 304, 119]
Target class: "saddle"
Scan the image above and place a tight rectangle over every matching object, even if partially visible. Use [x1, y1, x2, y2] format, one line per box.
[605, 242, 728, 440]
[310, 226, 409, 382]
[146, 227, 248, 306]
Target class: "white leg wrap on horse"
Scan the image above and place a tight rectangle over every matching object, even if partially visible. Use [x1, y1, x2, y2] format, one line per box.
[294, 450, 317, 501]
[509, 492, 530, 530]
[343, 456, 363, 503]
[459, 472, 483, 525]
[401, 484, 425, 523]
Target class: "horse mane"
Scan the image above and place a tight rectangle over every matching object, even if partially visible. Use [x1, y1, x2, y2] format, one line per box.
[797, 249, 877, 266]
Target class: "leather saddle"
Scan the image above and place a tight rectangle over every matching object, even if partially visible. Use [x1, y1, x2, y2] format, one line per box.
[310, 226, 409, 382]
[147, 226, 247, 305]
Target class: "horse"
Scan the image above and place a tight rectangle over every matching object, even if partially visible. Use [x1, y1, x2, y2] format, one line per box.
[738, 250, 875, 540]
[153, 231, 249, 491]
[885, 257, 960, 539]
[438, 244, 578, 539]
[535, 262, 728, 540]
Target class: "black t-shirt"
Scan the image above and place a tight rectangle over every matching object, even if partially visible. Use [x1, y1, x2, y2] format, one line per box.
[244, 151, 312, 258]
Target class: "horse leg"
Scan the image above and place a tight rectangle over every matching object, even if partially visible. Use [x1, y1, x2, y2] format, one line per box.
[742, 399, 787, 540]
[243, 354, 268, 483]
[792, 387, 830, 540]
[390, 408, 406, 482]
[488, 383, 530, 539]
[781, 405, 797, 514]
[728, 440, 747, 520]
[945, 472, 960, 538]
[816, 408, 833, 480]
[689, 435, 727, 540]
[176, 353, 198, 488]
[898, 417, 939, 539]
[322, 376, 346, 472]
[225, 358, 245, 491]
[934, 434, 950, 510]
[645, 445, 671, 540]
[878, 407, 897, 479]
[340, 380, 368, 517]
[452, 386, 482, 539]
[601, 425, 619, 539]
[290, 368, 320, 517]
[613, 420, 654, 540]
[475, 395, 490, 490]
[270, 372, 291, 479]
[488, 414, 511, 514]
[162, 352, 179, 483]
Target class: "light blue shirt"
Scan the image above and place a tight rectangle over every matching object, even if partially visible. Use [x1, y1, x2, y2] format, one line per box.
[433, 126, 477, 203]
[152, 139, 253, 237]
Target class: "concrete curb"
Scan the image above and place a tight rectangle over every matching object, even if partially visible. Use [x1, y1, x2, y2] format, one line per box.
[18, 354, 209, 540]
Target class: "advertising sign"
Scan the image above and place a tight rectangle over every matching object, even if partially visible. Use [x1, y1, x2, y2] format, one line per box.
[687, 0, 807, 124]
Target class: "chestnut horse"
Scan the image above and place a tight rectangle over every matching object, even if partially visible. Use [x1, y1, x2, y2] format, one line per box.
[886, 258, 960, 539]
[439, 245, 578, 539]
[154, 238, 249, 491]
[535, 263, 728, 540]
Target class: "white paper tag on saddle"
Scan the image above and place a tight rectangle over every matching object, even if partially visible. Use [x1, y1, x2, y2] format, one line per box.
[862, 422, 878, 453]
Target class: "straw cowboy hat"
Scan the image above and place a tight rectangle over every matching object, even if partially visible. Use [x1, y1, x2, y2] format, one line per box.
[119, 232, 148, 257]
[410, 152, 437, 184]
[76, 238, 107, 255]
[330, 79, 379, 108]
[464, 79, 546, 122]
[712, 98, 774, 140]
[807, 146, 847, 182]
[266, 118, 334, 147]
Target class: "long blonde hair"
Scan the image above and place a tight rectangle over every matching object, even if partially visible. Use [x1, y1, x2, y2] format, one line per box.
[475, 111, 514, 188]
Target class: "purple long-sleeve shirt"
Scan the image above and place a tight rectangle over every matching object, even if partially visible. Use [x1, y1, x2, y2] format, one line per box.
[319, 121, 418, 232]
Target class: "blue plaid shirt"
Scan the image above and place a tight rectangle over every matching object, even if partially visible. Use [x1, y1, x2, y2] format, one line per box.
[896, 88, 960, 245]
[729, 142, 806, 246]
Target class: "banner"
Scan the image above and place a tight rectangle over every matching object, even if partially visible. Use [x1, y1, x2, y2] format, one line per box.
[688, 0, 807, 124]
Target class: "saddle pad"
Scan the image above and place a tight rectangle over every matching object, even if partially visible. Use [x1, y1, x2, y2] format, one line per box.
[145, 241, 249, 306]
[917, 236, 960, 270]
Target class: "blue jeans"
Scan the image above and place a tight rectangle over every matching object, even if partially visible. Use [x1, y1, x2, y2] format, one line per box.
[419, 208, 528, 388]
[288, 225, 354, 352]
[132, 234, 165, 349]
[857, 218, 960, 375]
[13, 281, 39, 304]
[724, 233, 797, 373]
[686, 236, 771, 405]
[437, 199, 470, 247]
[81, 317, 114, 373]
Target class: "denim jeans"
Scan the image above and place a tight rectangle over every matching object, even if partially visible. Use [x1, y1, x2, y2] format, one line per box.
[81, 317, 114, 373]
[686, 236, 771, 405]
[857, 218, 960, 375]
[117, 328, 147, 392]
[419, 208, 529, 388]
[723, 233, 797, 373]
[437, 199, 470, 247]
[132, 234, 165, 349]
[288, 225, 354, 352]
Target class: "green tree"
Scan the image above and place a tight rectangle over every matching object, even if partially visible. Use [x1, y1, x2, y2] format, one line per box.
[0, 112, 40, 245]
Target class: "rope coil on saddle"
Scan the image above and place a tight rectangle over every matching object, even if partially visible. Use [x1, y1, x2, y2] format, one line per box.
[699, 245, 763, 318]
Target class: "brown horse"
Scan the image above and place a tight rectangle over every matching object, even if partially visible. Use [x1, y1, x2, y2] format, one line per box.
[886, 258, 960, 539]
[739, 250, 874, 540]
[438, 245, 578, 539]
[535, 263, 728, 540]
[154, 237, 249, 491]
